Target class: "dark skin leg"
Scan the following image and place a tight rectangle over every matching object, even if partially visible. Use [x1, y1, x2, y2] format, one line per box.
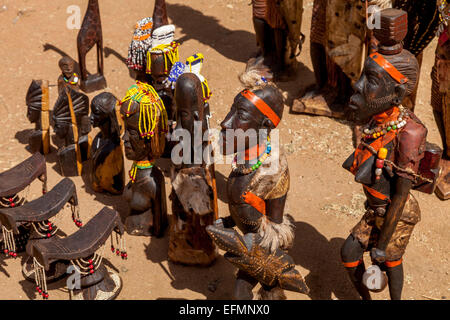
[385, 263, 404, 300]
[273, 28, 287, 74]
[253, 17, 268, 60]
[341, 234, 372, 300]
[310, 42, 327, 89]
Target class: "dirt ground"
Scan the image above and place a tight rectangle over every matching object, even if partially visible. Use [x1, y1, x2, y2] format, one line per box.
[0, 0, 448, 300]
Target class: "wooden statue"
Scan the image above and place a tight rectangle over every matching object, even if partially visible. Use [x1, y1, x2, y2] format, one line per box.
[0, 153, 47, 253]
[245, 0, 304, 81]
[57, 56, 80, 94]
[432, 0, 450, 200]
[341, 9, 441, 300]
[208, 74, 308, 299]
[29, 207, 125, 300]
[25, 80, 51, 154]
[77, 0, 107, 93]
[145, 0, 179, 123]
[52, 87, 91, 177]
[120, 81, 168, 237]
[90, 92, 125, 195]
[168, 66, 218, 266]
[0, 178, 81, 285]
[293, 0, 440, 117]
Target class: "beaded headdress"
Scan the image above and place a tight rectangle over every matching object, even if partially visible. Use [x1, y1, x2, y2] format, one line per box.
[127, 17, 154, 71]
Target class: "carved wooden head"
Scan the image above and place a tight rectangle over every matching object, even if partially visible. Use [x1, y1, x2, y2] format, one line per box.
[220, 84, 283, 155]
[349, 9, 419, 123]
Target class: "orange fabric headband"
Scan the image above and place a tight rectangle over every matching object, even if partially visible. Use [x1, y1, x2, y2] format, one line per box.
[369, 53, 409, 85]
[240, 90, 280, 127]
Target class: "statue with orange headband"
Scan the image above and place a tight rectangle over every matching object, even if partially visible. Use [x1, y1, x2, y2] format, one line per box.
[341, 9, 442, 300]
[206, 72, 309, 300]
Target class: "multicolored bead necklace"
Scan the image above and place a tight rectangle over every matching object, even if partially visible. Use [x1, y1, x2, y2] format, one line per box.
[63, 73, 79, 85]
[129, 160, 154, 183]
[361, 106, 408, 140]
[232, 137, 271, 175]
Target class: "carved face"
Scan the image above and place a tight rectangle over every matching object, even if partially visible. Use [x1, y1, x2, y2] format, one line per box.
[149, 52, 172, 84]
[59, 57, 75, 79]
[349, 57, 406, 123]
[220, 92, 266, 155]
[120, 103, 152, 161]
[90, 103, 109, 129]
[26, 107, 40, 124]
[174, 74, 205, 138]
[53, 121, 69, 139]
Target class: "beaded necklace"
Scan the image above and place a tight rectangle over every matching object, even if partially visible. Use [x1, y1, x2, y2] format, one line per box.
[231, 137, 272, 175]
[63, 73, 79, 85]
[129, 160, 154, 183]
[361, 106, 408, 140]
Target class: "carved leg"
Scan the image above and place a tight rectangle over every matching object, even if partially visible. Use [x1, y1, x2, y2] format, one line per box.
[311, 42, 328, 90]
[70, 264, 122, 300]
[233, 270, 258, 300]
[97, 40, 104, 75]
[385, 263, 404, 300]
[152, 173, 168, 238]
[78, 50, 87, 81]
[341, 235, 372, 300]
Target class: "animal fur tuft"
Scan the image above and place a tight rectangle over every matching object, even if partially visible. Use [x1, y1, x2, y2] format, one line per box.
[258, 214, 295, 253]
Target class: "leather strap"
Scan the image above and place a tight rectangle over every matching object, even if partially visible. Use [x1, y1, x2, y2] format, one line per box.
[369, 53, 409, 85]
[241, 90, 280, 127]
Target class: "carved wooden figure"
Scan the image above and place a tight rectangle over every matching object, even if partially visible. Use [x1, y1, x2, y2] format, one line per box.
[26, 80, 51, 154]
[209, 74, 308, 300]
[0, 178, 82, 286]
[0, 153, 47, 253]
[145, 0, 179, 124]
[29, 207, 126, 300]
[432, 0, 450, 200]
[168, 70, 218, 266]
[77, 0, 107, 93]
[52, 87, 91, 177]
[90, 93, 125, 195]
[57, 56, 80, 94]
[120, 81, 168, 237]
[245, 0, 304, 81]
[341, 9, 440, 300]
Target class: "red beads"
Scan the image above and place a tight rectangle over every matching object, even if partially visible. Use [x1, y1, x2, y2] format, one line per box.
[89, 269, 94, 274]
[3, 249, 8, 254]
[10, 203, 15, 207]
[121, 252, 128, 260]
[111, 245, 115, 253]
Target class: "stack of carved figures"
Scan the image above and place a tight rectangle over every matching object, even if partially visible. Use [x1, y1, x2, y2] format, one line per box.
[1, 0, 448, 301]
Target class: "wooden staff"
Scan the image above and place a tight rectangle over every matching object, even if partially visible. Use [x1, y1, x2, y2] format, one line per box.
[66, 88, 83, 176]
[40, 80, 50, 155]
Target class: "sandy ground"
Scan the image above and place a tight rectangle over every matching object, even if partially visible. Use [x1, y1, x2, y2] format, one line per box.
[0, 0, 448, 300]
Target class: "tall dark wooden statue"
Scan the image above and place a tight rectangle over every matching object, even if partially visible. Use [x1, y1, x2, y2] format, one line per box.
[341, 9, 441, 300]
[120, 81, 168, 237]
[145, 0, 179, 123]
[207, 74, 308, 299]
[168, 69, 218, 266]
[29, 207, 125, 300]
[77, 0, 107, 93]
[52, 87, 91, 177]
[26, 80, 51, 155]
[90, 93, 125, 195]
[245, 0, 304, 81]
[432, 0, 450, 200]
[57, 56, 80, 94]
